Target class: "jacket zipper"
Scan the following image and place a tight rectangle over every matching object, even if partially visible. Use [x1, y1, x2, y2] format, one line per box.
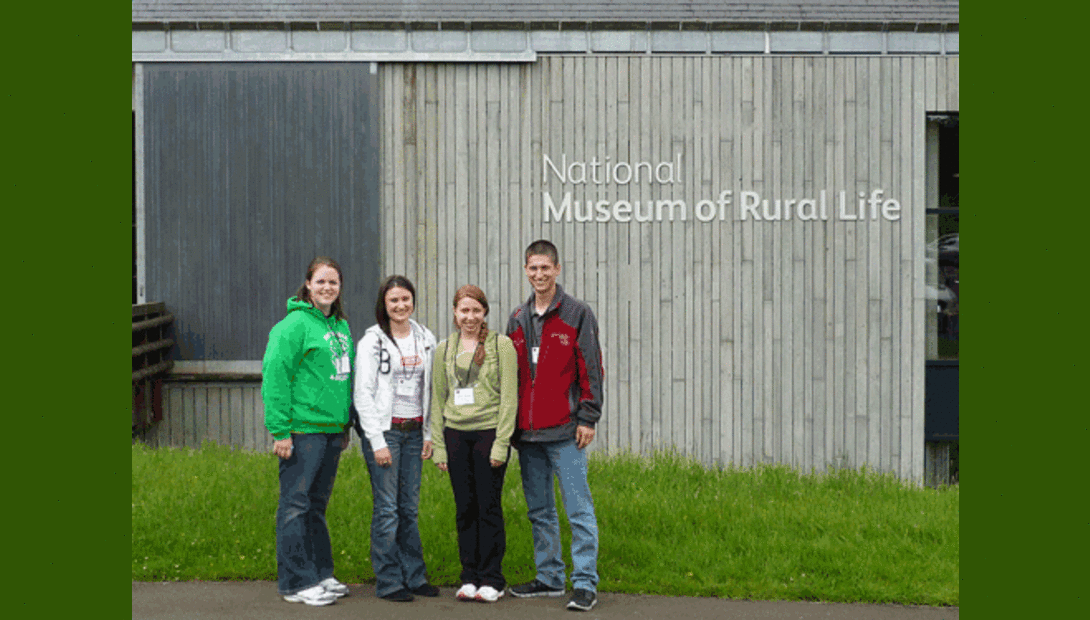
[526, 306, 551, 432]
[527, 312, 536, 431]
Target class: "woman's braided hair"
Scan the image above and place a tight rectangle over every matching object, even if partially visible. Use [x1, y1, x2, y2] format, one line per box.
[452, 284, 490, 366]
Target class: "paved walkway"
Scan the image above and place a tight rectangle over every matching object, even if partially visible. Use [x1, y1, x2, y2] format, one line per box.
[132, 582, 959, 620]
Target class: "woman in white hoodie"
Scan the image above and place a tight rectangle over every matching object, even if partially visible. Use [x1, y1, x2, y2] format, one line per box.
[353, 275, 440, 602]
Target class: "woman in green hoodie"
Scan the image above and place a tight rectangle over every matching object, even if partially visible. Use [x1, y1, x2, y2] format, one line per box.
[261, 257, 355, 607]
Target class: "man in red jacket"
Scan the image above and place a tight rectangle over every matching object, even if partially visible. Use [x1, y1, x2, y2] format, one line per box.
[505, 240, 603, 612]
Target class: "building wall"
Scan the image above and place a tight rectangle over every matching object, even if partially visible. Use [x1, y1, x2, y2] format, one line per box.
[141, 54, 959, 480]
[380, 55, 959, 479]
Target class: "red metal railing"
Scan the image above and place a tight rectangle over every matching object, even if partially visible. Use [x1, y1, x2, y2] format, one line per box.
[133, 303, 174, 434]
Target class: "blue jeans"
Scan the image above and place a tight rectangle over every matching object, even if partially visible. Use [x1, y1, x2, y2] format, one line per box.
[276, 432, 343, 595]
[362, 429, 428, 596]
[518, 439, 599, 593]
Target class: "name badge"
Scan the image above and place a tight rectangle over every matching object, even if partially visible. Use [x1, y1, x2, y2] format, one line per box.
[396, 378, 415, 396]
[454, 388, 475, 406]
[531, 346, 540, 364]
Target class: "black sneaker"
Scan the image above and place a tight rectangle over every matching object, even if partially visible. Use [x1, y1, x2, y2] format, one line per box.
[380, 588, 414, 602]
[566, 588, 598, 611]
[411, 583, 440, 597]
[508, 579, 565, 598]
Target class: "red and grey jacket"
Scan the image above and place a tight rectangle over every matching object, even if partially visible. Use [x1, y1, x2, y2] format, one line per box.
[505, 285, 604, 443]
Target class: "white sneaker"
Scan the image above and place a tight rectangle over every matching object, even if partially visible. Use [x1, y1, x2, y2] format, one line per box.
[456, 583, 478, 601]
[284, 585, 337, 606]
[475, 585, 505, 603]
[320, 577, 349, 598]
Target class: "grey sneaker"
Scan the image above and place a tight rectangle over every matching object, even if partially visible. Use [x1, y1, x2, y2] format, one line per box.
[566, 588, 598, 611]
[508, 579, 565, 598]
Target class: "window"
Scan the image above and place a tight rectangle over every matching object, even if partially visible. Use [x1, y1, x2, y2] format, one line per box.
[923, 113, 958, 486]
[926, 114, 959, 360]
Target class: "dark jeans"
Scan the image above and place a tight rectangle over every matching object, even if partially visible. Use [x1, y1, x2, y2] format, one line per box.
[276, 432, 343, 595]
[445, 428, 509, 589]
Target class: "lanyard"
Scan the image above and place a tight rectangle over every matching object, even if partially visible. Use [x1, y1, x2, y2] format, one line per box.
[393, 331, 419, 382]
[454, 333, 484, 389]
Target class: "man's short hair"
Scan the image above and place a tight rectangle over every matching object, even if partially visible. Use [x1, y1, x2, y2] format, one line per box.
[525, 239, 559, 265]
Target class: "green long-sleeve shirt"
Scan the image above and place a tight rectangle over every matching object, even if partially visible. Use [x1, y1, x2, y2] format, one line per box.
[430, 329, 518, 464]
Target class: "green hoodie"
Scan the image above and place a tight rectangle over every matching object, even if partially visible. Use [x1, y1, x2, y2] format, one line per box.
[261, 297, 354, 440]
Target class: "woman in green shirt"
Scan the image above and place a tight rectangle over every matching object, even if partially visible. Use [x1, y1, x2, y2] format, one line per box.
[261, 256, 354, 606]
[431, 285, 518, 603]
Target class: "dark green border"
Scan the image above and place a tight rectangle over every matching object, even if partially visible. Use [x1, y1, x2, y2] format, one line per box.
[971, 6, 1080, 618]
[14, 3, 129, 612]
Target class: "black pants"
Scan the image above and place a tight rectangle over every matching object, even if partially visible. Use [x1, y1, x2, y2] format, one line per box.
[444, 427, 509, 589]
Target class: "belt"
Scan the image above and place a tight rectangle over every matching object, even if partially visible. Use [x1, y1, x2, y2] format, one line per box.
[390, 418, 423, 432]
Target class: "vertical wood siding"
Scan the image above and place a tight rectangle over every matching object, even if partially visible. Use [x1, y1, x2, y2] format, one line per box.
[140, 383, 268, 451]
[380, 56, 958, 479]
[138, 381, 369, 453]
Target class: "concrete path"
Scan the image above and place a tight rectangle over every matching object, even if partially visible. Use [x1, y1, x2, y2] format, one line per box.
[132, 582, 959, 620]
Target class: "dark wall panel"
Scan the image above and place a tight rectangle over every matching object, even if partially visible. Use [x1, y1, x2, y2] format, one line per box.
[143, 63, 381, 360]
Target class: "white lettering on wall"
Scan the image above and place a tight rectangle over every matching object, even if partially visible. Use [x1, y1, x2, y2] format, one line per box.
[543, 153, 682, 185]
[541, 154, 902, 223]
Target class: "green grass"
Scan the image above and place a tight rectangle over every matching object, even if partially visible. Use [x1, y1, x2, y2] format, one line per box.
[132, 443, 958, 606]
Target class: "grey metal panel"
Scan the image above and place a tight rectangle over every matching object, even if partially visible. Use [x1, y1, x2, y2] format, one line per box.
[589, 31, 647, 53]
[351, 30, 408, 52]
[133, 1, 960, 25]
[471, 30, 529, 53]
[232, 30, 290, 52]
[291, 30, 350, 52]
[889, 32, 941, 54]
[170, 30, 227, 52]
[530, 30, 587, 52]
[650, 31, 707, 53]
[945, 32, 958, 54]
[710, 31, 765, 53]
[769, 31, 823, 53]
[828, 32, 884, 54]
[133, 31, 167, 52]
[410, 30, 468, 53]
[142, 63, 382, 361]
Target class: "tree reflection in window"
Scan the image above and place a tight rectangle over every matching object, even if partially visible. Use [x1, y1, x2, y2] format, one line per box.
[926, 115, 958, 361]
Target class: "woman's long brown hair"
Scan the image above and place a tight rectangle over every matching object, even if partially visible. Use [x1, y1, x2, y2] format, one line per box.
[452, 284, 489, 366]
